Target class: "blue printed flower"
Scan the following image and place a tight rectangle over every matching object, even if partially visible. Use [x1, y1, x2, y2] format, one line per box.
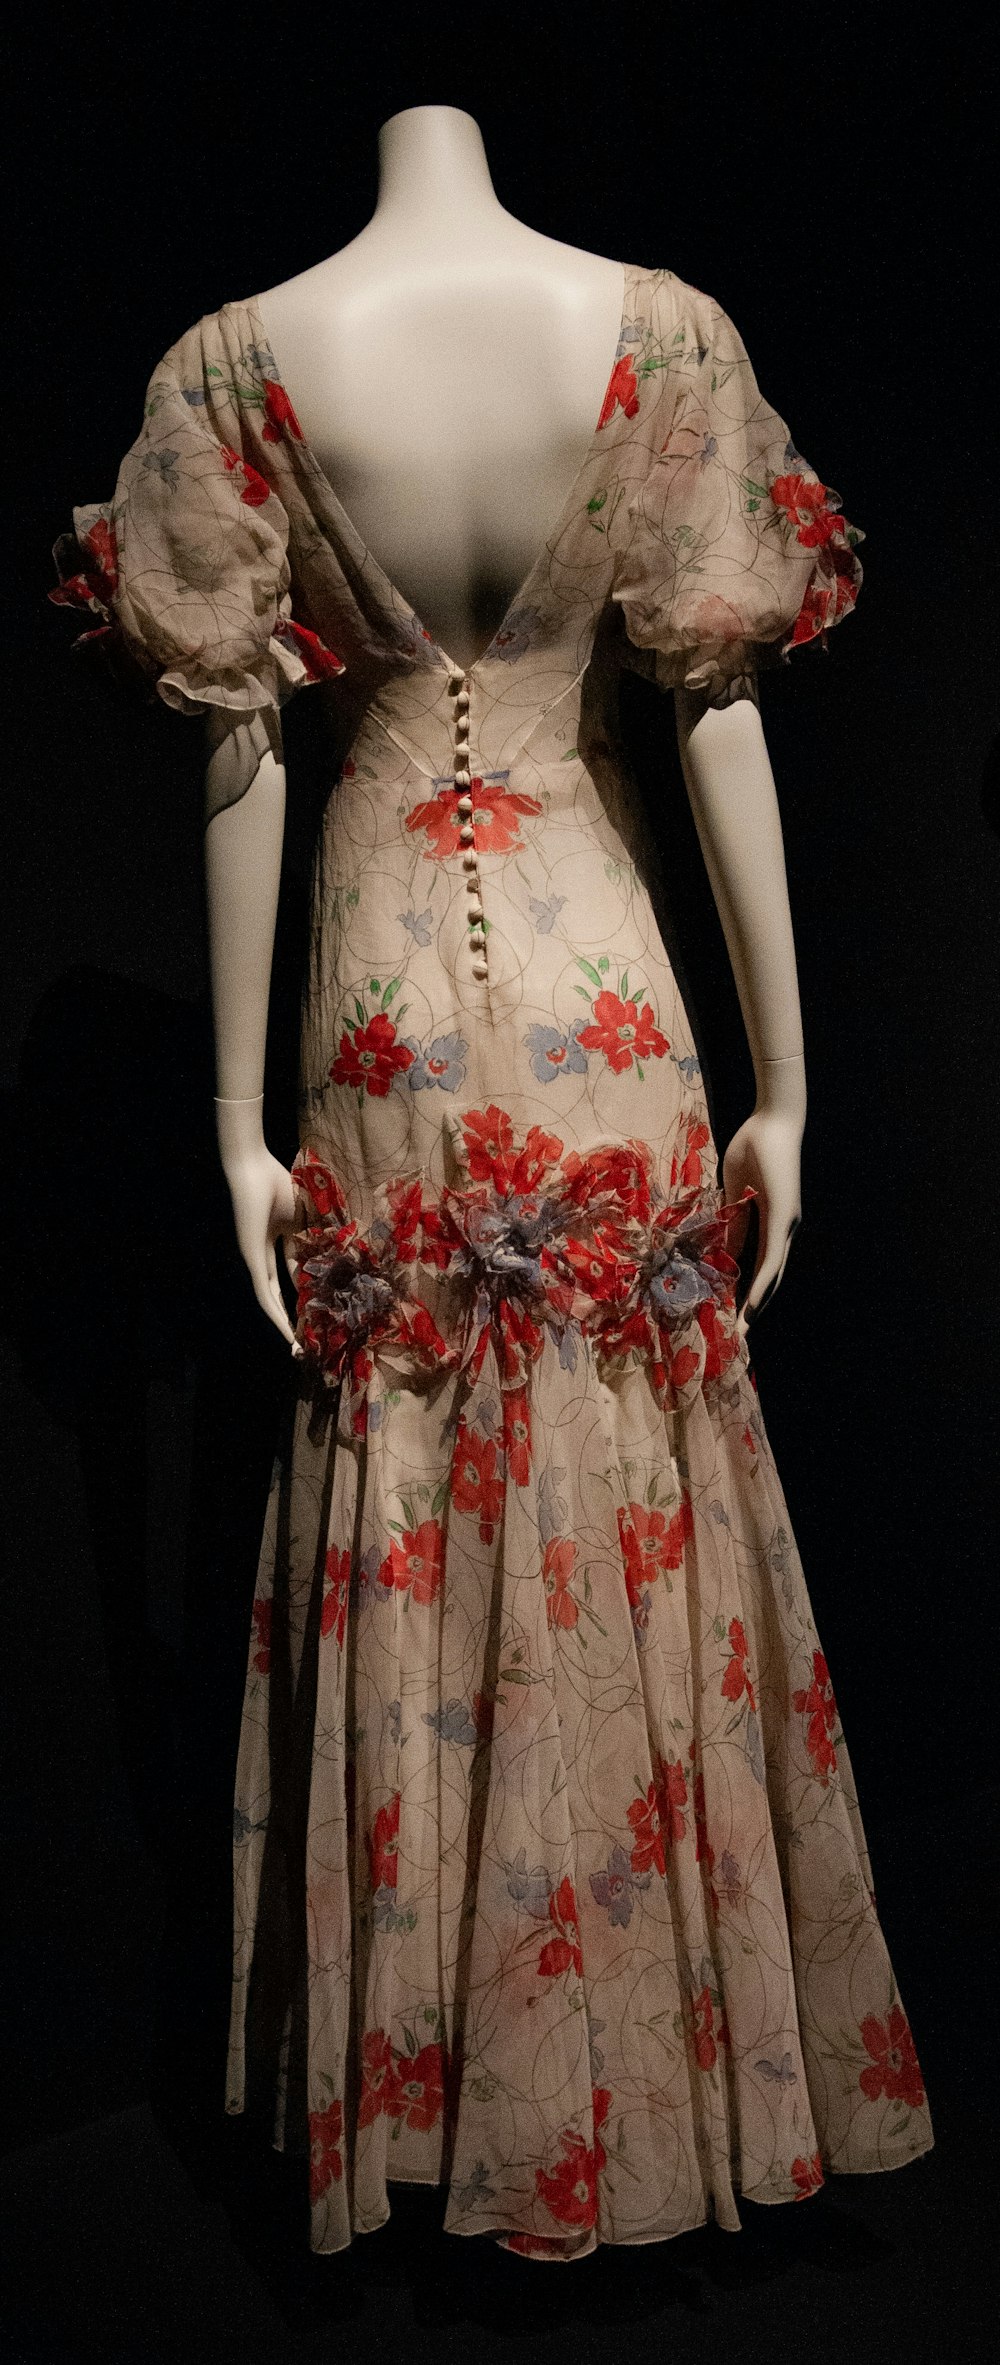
[397, 1030, 468, 1092]
[641, 1207, 736, 1326]
[524, 1020, 589, 1084]
[698, 433, 719, 467]
[528, 892, 568, 935]
[141, 447, 182, 490]
[452, 2159, 500, 2211]
[423, 1697, 480, 1745]
[182, 386, 207, 407]
[247, 344, 280, 379]
[589, 1842, 650, 1929]
[506, 1845, 553, 1921]
[399, 907, 433, 947]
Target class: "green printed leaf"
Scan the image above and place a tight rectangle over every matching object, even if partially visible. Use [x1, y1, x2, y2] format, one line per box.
[381, 978, 402, 1009]
[352, 997, 366, 1025]
[587, 492, 607, 513]
[369, 979, 381, 996]
[403, 2025, 418, 2056]
[561, 747, 579, 761]
[346, 884, 360, 907]
[597, 955, 610, 973]
[430, 1480, 449, 1517]
[575, 955, 605, 990]
[573, 984, 592, 1002]
[619, 968, 629, 997]
[635, 1061, 645, 1080]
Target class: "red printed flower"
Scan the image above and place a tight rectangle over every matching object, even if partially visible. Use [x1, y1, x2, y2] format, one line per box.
[321, 1546, 351, 1646]
[597, 353, 640, 429]
[308, 2097, 344, 2200]
[219, 441, 272, 507]
[367, 1792, 401, 1893]
[386, 1518, 444, 1607]
[721, 1615, 757, 1713]
[617, 1497, 692, 1604]
[251, 1596, 272, 1674]
[688, 1737, 717, 1885]
[771, 473, 843, 549]
[792, 1648, 838, 1786]
[405, 780, 542, 860]
[262, 379, 305, 442]
[330, 1011, 415, 1097]
[690, 1983, 730, 2071]
[357, 2028, 406, 2128]
[272, 614, 345, 680]
[535, 2129, 599, 2228]
[450, 1416, 505, 1543]
[626, 1753, 686, 1879]
[395, 2042, 445, 2132]
[502, 1382, 532, 1486]
[858, 2005, 925, 2108]
[543, 1537, 578, 1631]
[576, 990, 670, 1074]
[670, 1117, 712, 1192]
[538, 1876, 584, 1980]
[791, 2149, 825, 2198]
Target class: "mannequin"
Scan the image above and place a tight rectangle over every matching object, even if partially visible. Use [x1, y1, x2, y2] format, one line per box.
[205, 103, 805, 1348]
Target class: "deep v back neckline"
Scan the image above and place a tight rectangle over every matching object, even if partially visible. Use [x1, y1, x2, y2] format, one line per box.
[226, 261, 634, 681]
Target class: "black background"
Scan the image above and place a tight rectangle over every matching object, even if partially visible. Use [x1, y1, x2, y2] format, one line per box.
[2, 5, 997, 2359]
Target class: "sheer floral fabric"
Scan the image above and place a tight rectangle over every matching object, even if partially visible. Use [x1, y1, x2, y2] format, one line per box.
[51, 259, 932, 2260]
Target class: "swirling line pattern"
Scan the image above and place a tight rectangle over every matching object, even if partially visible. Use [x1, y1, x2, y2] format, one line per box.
[52, 262, 928, 2259]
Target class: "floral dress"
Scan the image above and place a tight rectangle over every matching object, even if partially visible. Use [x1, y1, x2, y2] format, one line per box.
[51, 258, 933, 2261]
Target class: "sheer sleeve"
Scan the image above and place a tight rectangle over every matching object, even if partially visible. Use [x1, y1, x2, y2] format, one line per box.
[610, 289, 864, 705]
[48, 319, 344, 717]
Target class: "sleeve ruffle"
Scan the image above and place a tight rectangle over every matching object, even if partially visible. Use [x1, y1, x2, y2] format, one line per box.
[48, 341, 345, 717]
[611, 293, 864, 705]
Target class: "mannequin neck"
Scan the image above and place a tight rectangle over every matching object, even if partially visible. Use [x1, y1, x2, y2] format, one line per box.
[372, 106, 508, 240]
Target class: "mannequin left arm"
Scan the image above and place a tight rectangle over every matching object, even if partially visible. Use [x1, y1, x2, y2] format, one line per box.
[674, 687, 806, 1338]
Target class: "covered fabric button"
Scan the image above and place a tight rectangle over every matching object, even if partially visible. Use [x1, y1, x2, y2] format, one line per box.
[459, 823, 474, 843]
[471, 960, 488, 978]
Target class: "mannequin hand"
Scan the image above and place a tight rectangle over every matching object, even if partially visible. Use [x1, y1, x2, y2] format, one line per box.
[221, 1142, 300, 1349]
[723, 1086, 804, 1344]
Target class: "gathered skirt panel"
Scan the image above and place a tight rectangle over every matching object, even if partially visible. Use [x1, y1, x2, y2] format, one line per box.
[224, 1130, 933, 2257]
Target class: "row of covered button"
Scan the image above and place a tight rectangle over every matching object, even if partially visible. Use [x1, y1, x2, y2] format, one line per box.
[449, 669, 487, 980]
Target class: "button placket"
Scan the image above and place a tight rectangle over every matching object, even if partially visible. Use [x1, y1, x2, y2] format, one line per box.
[448, 669, 487, 978]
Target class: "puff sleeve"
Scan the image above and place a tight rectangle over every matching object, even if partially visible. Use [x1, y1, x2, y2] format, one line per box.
[611, 289, 864, 704]
[48, 320, 344, 716]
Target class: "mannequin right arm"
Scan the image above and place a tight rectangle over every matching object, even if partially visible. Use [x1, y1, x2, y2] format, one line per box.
[203, 708, 299, 1347]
